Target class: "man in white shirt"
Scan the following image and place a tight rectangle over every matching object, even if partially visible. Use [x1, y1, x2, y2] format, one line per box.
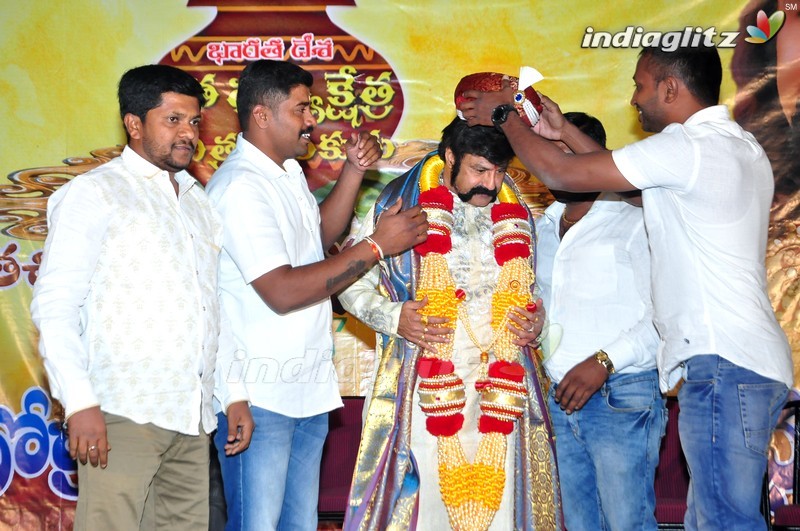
[536, 112, 664, 530]
[459, 46, 792, 531]
[205, 59, 427, 531]
[30, 64, 254, 530]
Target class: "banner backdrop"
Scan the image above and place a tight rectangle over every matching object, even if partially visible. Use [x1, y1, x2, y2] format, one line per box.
[1, 0, 798, 527]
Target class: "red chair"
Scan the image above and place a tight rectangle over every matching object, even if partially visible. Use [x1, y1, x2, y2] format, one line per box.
[655, 397, 689, 530]
[318, 396, 365, 523]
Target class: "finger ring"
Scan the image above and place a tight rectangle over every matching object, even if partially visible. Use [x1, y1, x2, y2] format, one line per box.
[89, 445, 97, 452]
[421, 315, 428, 326]
[421, 333, 426, 342]
[423, 326, 428, 333]
[528, 325, 535, 332]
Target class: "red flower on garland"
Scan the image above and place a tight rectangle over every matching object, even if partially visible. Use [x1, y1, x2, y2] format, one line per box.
[418, 356, 454, 378]
[491, 202, 531, 265]
[479, 361, 526, 435]
[414, 186, 454, 256]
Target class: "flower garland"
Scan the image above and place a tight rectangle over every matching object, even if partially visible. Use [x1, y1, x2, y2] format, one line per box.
[414, 155, 535, 530]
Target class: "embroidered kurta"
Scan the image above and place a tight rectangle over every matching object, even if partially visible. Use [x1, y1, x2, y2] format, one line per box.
[339, 152, 562, 530]
[31, 146, 246, 435]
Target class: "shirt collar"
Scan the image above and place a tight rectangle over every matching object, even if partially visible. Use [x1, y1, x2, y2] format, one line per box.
[542, 193, 627, 224]
[235, 133, 304, 180]
[120, 145, 197, 191]
[684, 104, 729, 126]
[543, 200, 566, 224]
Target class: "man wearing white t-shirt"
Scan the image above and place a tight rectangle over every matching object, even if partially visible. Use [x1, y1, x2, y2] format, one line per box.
[206, 59, 427, 530]
[458, 46, 792, 531]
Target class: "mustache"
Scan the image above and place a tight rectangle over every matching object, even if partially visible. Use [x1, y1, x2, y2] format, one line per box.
[457, 185, 498, 203]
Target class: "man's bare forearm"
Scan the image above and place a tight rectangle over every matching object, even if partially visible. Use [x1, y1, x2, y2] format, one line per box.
[250, 240, 377, 314]
[325, 258, 368, 292]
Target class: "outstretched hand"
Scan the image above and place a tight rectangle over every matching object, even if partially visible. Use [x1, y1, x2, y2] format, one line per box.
[370, 199, 428, 257]
[344, 131, 382, 171]
[398, 296, 453, 354]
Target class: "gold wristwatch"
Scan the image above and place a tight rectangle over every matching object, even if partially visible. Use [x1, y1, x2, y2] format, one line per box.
[594, 350, 615, 374]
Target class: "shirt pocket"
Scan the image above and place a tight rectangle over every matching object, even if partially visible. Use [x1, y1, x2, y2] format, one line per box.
[564, 243, 619, 299]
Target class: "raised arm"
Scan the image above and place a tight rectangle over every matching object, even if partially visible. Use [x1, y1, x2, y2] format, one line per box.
[252, 199, 427, 314]
[458, 89, 635, 193]
[338, 207, 452, 353]
[318, 131, 383, 249]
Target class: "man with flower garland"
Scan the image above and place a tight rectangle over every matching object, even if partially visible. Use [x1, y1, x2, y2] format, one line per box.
[338, 116, 562, 530]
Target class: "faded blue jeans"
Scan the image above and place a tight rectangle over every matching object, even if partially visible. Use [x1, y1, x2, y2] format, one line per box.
[215, 407, 328, 531]
[678, 354, 788, 531]
[548, 369, 666, 531]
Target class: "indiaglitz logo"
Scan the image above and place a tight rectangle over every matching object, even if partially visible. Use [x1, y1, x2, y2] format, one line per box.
[744, 9, 786, 43]
[581, 26, 740, 51]
[582, 10, 791, 52]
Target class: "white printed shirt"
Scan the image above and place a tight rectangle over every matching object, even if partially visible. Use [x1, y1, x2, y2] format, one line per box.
[31, 146, 247, 435]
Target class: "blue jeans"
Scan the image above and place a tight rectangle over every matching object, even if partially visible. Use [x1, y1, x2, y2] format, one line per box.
[678, 354, 788, 531]
[215, 407, 329, 531]
[548, 369, 666, 531]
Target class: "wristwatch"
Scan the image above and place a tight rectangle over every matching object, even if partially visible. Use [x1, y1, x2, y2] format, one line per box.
[594, 350, 616, 374]
[491, 104, 516, 131]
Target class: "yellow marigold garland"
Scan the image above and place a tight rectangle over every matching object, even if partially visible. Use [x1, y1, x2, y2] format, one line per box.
[413, 155, 536, 530]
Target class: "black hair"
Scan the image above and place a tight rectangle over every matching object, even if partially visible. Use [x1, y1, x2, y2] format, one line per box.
[731, 1, 800, 218]
[563, 111, 607, 148]
[639, 46, 722, 107]
[552, 112, 606, 202]
[236, 59, 314, 132]
[118, 64, 204, 124]
[437, 117, 514, 180]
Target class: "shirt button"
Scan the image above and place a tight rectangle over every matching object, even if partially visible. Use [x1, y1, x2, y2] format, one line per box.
[202, 306, 206, 312]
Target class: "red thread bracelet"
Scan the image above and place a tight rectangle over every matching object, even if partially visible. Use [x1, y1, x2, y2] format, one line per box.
[363, 236, 384, 260]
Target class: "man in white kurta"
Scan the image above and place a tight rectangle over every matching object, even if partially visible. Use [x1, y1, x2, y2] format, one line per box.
[339, 117, 561, 530]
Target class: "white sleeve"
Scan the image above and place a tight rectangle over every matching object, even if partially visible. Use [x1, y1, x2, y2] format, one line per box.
[612, 126, 697, 192]
[598, 222, 660, 371]
[30, 178, 108, 418]
[214, 290, 250, 411]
